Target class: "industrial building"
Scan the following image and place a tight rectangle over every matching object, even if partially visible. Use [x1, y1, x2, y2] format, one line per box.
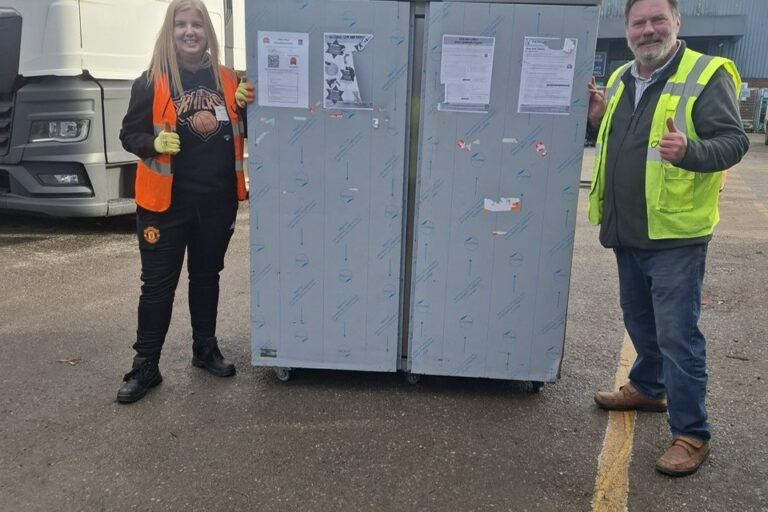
[595, 0, 768, 132]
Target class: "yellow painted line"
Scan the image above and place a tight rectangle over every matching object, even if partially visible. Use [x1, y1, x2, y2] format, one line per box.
[592, 332, 637, 512]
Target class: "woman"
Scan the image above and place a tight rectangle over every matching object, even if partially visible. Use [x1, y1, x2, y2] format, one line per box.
[117, 0, 254, 404]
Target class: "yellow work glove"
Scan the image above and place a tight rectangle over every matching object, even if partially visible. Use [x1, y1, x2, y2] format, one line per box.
[153, 130, 180, 155]
[235, 78, 254, 108]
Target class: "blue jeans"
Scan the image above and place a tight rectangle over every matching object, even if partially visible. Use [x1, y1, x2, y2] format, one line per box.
[615, 244, 710, 441]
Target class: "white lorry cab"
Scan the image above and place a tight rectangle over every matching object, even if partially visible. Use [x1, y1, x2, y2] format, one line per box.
[0, 0, 244, 216]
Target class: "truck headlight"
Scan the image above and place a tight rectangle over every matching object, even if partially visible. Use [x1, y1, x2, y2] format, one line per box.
[29, 120, 90, 143]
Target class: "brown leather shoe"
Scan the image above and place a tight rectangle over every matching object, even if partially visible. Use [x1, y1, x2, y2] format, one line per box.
[593, 382, 667, 412]
[655, 436, 710, 476]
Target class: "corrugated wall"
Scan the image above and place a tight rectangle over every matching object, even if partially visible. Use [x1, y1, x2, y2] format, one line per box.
[598, 0, 768, 77]
[726, 1, 768, 77]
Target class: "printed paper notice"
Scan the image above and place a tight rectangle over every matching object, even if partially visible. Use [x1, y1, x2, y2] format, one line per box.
[257, 31, 309, 108]
[518, 37, 578, 115]
[439, 35, 495, 113]
[324, 33, 373, 110]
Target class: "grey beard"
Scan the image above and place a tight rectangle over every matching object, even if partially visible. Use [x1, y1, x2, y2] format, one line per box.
[636, 52, 668, 68]
[631, 39, 676, 69]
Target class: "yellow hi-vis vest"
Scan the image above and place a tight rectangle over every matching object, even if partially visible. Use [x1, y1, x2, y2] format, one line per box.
[587, 48, 741, 240]
[134, 66, 247, 212]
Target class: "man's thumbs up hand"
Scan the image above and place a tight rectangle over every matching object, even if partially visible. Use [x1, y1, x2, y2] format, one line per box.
[666, 118, 678, 133]
[659, 117, 687, 164]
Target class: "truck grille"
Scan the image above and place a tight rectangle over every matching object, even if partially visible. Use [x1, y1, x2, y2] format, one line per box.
[0, 99, 11, 155]
[0, 169, 9, 192]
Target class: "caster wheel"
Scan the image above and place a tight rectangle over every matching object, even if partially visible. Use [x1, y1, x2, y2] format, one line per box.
[405, 373, 421, 385]
[275, 367, 292, 382]
[528, 381, 544, 393]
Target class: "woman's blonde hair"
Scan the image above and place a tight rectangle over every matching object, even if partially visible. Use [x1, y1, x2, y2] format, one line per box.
[148, 0, 222, 96]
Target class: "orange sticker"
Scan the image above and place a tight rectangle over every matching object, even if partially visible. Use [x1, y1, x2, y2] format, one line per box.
[143, 226, 160, 244]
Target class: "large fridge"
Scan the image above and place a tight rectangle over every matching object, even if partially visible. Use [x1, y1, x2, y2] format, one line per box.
[247, 0, 601, 386]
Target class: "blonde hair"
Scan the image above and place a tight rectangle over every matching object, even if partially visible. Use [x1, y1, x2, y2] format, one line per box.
[148, 0, 222, 96]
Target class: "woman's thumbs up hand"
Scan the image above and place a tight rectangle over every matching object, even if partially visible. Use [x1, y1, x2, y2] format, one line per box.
[236, 77, 255, 108]
[153, 121, 180, 155]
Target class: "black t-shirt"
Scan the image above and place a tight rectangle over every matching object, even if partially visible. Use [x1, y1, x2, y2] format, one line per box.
[171, 67, 236, 205]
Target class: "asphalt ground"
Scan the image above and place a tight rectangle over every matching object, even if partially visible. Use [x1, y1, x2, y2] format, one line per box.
[0, 134, 766, 511]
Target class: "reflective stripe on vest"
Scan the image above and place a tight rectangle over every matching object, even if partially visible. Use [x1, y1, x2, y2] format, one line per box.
[588, 48, 741, 239]
[644, 55, 715, 165]
[139, 123, 175, 176]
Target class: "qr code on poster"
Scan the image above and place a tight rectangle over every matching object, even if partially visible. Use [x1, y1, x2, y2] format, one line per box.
[267, 55, 279, 68]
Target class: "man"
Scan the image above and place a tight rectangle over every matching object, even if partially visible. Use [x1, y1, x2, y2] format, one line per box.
[587, 0, 749, 476]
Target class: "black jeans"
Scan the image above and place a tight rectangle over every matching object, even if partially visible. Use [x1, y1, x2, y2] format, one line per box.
[133, 200, 238, 358]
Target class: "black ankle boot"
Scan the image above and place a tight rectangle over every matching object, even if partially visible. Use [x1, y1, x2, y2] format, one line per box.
[192, 337, 236, 377]
[117, 356, 162, 404]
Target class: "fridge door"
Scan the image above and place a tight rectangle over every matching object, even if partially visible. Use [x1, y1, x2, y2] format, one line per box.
[248, 0, 412, 372]
[408, 1, 600, 381]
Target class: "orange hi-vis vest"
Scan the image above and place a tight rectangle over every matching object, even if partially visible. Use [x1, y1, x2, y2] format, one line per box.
[134, 65, 247, 212]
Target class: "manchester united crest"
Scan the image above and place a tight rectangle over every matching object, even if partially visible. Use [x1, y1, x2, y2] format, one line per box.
[143, 226, 160, 244]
